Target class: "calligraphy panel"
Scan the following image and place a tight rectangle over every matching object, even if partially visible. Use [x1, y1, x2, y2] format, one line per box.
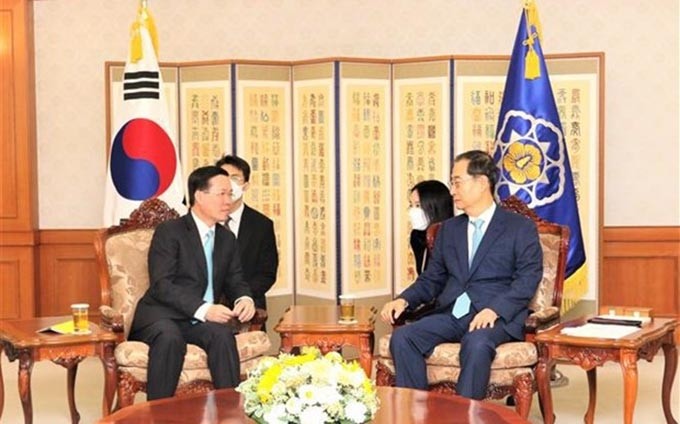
[235, 64, 293, 296]
[293, 63, 336, 299]
[340, 62, 392, 297]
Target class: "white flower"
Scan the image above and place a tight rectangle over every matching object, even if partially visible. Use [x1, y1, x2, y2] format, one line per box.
[345, 400, 369, 423]
[299, 405, 329, 424]
[262, 404, 287, 424]
[348, 369, 367, 387]
[297, 384, 319, 405]
[316, 385, 343, 405]
[285, 396, 304, 415]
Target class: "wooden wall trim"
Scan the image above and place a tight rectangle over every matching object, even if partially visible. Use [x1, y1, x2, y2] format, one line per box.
[40, 229, 97, 245]
[604, 226, 680, 243]
[0, 230, 38, 246]
[601, 226, 680, 322]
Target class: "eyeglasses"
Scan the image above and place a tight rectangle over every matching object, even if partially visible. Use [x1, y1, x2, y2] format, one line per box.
[202, 190, 231, 198]
[449, 176, 477, 189]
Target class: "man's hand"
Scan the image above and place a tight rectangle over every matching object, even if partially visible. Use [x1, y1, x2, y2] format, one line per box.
[232, 298, 256, 322]
[380, 298, 408, 325]
[468, 308, 498, 331]
[205, 304, 236, 324]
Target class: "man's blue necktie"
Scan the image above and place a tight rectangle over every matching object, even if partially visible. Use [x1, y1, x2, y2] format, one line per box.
[469, 219, 484, 267]
[452, 219, 485, 319]
[203, 229, 214, 304]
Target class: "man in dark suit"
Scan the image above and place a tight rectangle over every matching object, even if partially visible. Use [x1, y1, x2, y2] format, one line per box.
[129, 166, 256, 400]
[216, 155, 278, 311]
[380, 150, 543, 399]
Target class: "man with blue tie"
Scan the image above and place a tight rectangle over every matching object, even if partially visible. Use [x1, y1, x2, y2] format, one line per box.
[380, 150, 543, 399]
[130, 166, 255, 400]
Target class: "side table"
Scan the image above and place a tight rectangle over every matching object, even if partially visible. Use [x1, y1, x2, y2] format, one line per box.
[0, 316, 118, 424]
[274, 305, 377, 377]
[535, 316, 678, 424]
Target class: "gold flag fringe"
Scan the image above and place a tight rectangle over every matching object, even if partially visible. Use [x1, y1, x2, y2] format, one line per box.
[522, 0, 543, 80]
[129, 1, 159, 64]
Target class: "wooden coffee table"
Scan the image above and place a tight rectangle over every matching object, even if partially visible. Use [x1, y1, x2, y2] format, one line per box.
[274, 305, 376, 377]
[98, 386, 530, 423]
[0, 316, 118, 424]
[535, 316, 678, 424]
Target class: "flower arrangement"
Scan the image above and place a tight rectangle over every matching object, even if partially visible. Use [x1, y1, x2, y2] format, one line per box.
[236, 347, 380, 424]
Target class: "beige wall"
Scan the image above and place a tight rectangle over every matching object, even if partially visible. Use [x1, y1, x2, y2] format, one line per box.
[34, 0, 679, 228]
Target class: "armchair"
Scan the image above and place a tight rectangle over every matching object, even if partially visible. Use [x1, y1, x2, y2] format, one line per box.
[94, 199, 272, 408]
[375, 196, 569, 419]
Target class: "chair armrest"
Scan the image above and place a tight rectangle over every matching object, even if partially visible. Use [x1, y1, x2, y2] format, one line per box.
[99, 305, 125, 334]
[392, 300, 436, 327]
[246, 308, 268, 332]
[525, 306, 560, 334]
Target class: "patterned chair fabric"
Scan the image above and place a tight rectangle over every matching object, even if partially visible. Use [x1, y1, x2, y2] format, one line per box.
[94, 199, 272, 409]
[374, 196, 569, 420]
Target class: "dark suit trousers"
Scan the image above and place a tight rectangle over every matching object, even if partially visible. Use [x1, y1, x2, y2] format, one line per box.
[129, 319, 240, 400]
[389, 310, 514, 399]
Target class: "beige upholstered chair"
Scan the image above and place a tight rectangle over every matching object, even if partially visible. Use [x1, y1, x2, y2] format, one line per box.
[375, 196, 569, 419]
[94, 199, 272, 408]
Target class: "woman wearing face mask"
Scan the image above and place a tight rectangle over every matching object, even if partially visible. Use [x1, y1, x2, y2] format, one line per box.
[408, 180, 454, 274]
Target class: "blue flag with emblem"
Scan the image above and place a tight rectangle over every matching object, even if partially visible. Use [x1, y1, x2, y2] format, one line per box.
[492, 1, 587, 307]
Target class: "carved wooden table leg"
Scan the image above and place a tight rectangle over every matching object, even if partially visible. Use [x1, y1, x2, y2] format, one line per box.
[66, 363, 80, 424]
[661, 339, 678, 424]
[100, 341, 117, 416]
[535, 344, 554, 424]
[53, 355, 85, 424]
[359, 334, 373, 378]
[619, 349, 638, 424]
[584, 367, 597, 424]
[279, 334, 293, 353]
[18, 349, 34, 424]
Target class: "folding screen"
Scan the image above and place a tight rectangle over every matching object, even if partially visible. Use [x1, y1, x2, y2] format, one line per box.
[106, 53, 603, 311]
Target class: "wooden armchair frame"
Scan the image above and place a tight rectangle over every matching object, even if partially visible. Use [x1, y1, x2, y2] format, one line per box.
[94, 199, 268, 408]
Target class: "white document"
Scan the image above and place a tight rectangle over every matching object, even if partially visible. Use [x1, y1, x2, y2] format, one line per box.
[560, 323, 640, 339]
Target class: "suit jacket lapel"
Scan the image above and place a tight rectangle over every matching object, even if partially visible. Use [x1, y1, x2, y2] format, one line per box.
[468, 207, 506, 276]
[184, 214, 209, 284]
[453, 217, 469, 280]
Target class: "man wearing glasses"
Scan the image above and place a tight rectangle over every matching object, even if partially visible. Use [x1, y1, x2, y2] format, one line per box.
[129, 166, 255, 400]
[216, 155, 279, 317]
[380, 150, 543, 400]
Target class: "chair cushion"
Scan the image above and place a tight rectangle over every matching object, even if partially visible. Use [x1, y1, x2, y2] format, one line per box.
[378, 334, 537, 369]
[114, 331, 272, 370]
[377, 358, 533, 387]
[105, 229, 155, 339]
[119, 355, 270, 385]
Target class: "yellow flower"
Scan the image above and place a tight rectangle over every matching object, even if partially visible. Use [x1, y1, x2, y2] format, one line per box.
[502, 142, 542, 184]
[257, 363, 283, 403]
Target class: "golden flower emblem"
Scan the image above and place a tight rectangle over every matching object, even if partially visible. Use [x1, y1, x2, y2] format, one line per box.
[502, 142, 543, 184]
